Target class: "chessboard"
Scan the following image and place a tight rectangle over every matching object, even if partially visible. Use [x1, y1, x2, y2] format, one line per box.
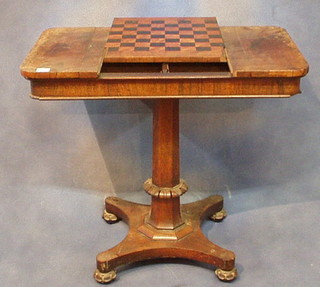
[105, 17, 226, 63]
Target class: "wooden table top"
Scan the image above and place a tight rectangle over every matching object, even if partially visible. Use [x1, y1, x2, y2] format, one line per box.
[20, 17, 309, 100]
[20, 22, 308, 79]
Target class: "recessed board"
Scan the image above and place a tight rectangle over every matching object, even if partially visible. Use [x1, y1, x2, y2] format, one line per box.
[100, 62, 230, 74]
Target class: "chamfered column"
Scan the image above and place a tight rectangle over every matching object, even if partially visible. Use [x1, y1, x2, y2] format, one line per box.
[152, 98, 180, 187]
[146, 99, 184, 230]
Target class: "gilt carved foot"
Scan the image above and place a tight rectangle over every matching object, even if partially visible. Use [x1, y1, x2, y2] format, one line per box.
[94, 269, 117, 284]
[210, 208, 227, 222]
[103, 210, 119, 224]
[215, 268, 237, 282]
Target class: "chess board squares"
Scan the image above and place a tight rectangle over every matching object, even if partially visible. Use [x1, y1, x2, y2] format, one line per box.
[105, 17, 225, 62]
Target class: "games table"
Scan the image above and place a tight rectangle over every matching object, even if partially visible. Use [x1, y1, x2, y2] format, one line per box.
[21, 17, 308, 283]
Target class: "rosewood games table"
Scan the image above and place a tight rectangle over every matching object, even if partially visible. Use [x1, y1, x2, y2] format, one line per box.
[20, 17, 308, 284]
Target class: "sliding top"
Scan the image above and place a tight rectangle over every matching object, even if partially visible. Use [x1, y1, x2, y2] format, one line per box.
[20, 17, 308, 80]
[104, 17, 226, 63]
[20, 27, 109, 79]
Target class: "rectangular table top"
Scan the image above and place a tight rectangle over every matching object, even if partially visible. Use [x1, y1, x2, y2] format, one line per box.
[20, 19, 308, 80]
[105, 17, 225, 63]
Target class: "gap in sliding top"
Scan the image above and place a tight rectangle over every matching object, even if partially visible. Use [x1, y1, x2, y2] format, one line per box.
[100, 62, 230, 74]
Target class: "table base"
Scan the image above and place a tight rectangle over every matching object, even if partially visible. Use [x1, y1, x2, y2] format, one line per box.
[94, 195, 237, 283]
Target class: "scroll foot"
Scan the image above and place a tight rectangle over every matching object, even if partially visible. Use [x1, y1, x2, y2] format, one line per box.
[210, 208, 227, 222]
[215, 268, 237, 282]
[94, 269, 117, 284]
[103, 210, 119, 224]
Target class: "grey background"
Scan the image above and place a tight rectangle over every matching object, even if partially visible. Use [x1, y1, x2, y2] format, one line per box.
[1, 1, 320, 286]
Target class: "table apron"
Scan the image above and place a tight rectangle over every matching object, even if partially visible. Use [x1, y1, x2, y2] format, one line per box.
[29, 77, 301, 100]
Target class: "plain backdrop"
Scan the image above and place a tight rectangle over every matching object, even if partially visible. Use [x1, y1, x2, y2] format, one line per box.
[1, 1, 319, 286]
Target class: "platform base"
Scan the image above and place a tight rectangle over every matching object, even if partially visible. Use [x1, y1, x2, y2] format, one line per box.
[95, 195, 237, 283]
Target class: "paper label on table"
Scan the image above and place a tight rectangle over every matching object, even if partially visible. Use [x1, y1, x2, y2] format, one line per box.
[36, 67, 51, 72]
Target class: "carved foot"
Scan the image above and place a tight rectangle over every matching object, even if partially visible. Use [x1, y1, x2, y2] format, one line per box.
[103, 210, 119, 224]
[94, 269, 117, 284]
[210, 208, 227, 222]
[215, 268, 237, 282]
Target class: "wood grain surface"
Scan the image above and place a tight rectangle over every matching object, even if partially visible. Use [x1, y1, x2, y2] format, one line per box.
[20, 27, 109, 79]
[104, 17, 226, 63]
[221, 26, 309, 77]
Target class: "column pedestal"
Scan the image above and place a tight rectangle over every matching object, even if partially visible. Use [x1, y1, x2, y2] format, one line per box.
[94, 99, 237, 283]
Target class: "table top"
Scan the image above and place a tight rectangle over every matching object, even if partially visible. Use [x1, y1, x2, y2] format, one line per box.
[20, 19, 308, 80]
[20, 17, 309, 100]
[105, 17, 225, 63]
